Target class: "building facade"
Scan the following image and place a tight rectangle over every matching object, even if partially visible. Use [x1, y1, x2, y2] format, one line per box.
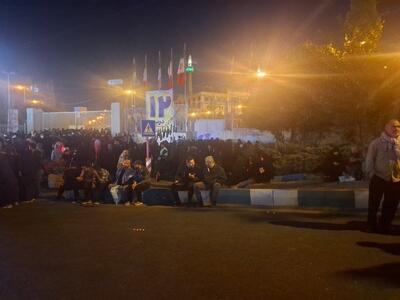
[189, 91, 249, 128]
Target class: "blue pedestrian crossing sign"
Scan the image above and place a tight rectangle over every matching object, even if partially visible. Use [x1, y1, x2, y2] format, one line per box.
[141, 120, 156, 137]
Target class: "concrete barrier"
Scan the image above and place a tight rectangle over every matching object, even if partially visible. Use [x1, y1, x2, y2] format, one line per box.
[250, 189, 273, 206]
[136, 187, 370, 210]
[354, 190, 369, 209]
[273, 190, 298, 207]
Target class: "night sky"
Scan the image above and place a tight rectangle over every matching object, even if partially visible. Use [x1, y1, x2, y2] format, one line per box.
[0, 0, 399, 108]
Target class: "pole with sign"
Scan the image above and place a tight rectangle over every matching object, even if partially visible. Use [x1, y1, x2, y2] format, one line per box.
[141, 120, 156, 173]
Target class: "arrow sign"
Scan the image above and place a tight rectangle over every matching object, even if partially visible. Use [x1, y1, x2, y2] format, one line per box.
[107, 79, 124, 86]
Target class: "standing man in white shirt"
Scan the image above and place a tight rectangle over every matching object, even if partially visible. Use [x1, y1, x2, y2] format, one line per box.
[366, 119, 400, 233]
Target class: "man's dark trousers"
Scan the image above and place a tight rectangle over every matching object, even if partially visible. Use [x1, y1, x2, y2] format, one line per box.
[171, 182, 194, 205]
[368, 175, 400, 229]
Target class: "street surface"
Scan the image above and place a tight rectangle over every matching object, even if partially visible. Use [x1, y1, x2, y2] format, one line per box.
[0, 200, 399, 300]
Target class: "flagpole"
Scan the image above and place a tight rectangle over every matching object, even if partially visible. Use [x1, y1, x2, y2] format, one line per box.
[183, 43, 188, 133]
[171, 47, 174, 90]
[144, 53, 147, 90]
[132, 57, 137, 133]
[158, 50, 162, 90]
[132, 57, 136, 108]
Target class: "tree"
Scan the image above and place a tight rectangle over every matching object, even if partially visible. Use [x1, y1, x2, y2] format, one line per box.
[244, 0, 400, 147]
[344, 0, 384, 55]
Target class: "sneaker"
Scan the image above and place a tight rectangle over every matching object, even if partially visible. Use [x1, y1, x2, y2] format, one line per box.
[93, 202, 100, 205]
[134, 201, 144, 206]
[2, 204, 13, 209]
[125, 202, 131, 206]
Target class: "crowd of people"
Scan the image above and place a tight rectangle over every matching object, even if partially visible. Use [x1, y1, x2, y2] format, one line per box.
[0, 129, 275, 208]
[1, 121, 400, 234]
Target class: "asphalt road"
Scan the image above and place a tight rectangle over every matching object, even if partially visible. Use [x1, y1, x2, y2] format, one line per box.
[0, 201, 399, 300]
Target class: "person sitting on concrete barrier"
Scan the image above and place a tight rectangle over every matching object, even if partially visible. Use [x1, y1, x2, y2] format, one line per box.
[93, 164, 111, 203]
[56, 161, 81, 202]
[77, 163, 101, 205]
[125, 160, 151, 206]
[170, 157, 201, 206]
[234, 156, 258, 188]
[109, 159, 135, 205]
[194, 156, 227, 207]
[366, 119, 400, 233]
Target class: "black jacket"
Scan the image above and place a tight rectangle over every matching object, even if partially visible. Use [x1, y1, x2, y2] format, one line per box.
[175, 164, 201, 184]
[202, 164, 227, 186]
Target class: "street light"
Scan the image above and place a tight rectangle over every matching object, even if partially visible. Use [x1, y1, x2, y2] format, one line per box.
[14, 84, 27, 104]
[256, 67, 267, 78]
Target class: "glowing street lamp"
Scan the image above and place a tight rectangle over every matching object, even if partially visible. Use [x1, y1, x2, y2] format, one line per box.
[14, 84, 28, 104]
[30, 99, 41, 105]
[256, 67, 267, 78]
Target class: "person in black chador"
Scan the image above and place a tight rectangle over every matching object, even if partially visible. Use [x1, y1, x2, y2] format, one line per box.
[322, 147, 345, 182]
[170, 157, 201, 206]
[0, 139, 19, 208]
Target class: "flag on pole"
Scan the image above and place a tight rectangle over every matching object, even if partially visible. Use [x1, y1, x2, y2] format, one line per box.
[168, 48, 173, 89]
[158, 51, 162, 90]
[143, 54, 148, 88]
[132, 57, 137, 87]
[177, 57, 185, 86]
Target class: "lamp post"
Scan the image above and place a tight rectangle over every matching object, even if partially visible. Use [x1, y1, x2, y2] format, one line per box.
[2, 71, 16, 132]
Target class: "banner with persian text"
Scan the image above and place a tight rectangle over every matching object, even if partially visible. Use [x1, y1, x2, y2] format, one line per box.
[145, 89, 175, 141]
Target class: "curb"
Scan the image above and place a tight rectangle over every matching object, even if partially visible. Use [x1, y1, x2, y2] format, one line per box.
[142, 187, 370, 210]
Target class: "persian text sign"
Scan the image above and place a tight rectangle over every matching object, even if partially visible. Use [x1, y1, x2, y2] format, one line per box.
[145, 90, 174, 140]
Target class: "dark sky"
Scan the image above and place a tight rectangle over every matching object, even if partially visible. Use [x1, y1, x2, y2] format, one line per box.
[0, 0, 398, 108]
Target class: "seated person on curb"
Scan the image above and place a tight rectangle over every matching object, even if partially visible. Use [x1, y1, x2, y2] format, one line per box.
[57, 161, 81, 202]
[108, 159, 135, 205]
[235, 154, 274, 188]
[234, 156, 258, 188]
[76, 163, 102, 205]
[125, 160, 151, 206]
[94, 164, 111, 203]
[170, 157, 201, 206]
[194, 156, 227, 207]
